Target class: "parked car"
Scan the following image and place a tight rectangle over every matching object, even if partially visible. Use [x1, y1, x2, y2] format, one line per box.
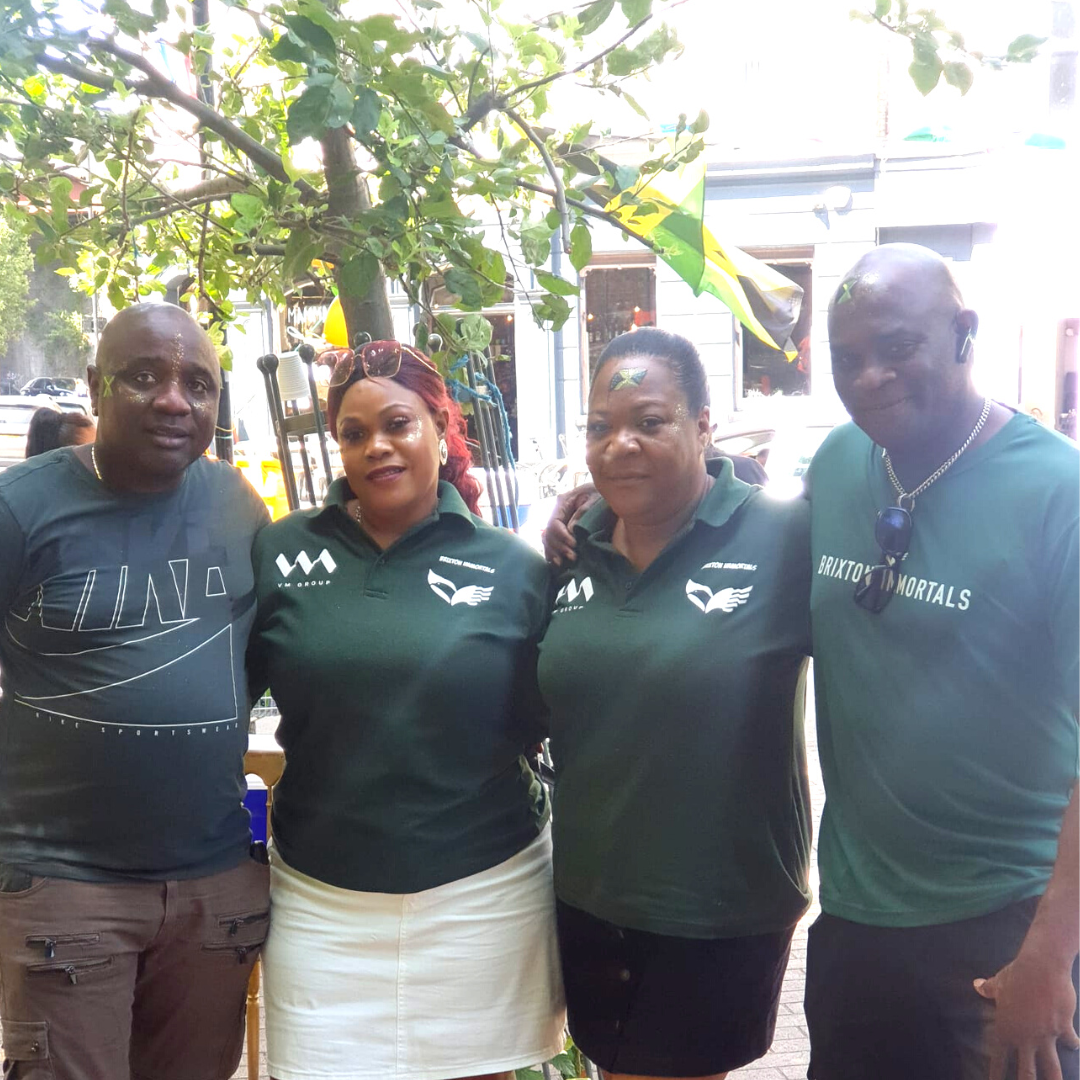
[713, 422, 837, 499]
[20, 376, 82, 398]
[0, 395, 58, 463]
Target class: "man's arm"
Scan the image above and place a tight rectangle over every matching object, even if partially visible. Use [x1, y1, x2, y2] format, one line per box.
[541, 483, 597, 566]
[975, 783, 1080, 1080]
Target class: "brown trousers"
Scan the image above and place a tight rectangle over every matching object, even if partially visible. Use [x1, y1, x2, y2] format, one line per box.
[0, 856, 269, 1080]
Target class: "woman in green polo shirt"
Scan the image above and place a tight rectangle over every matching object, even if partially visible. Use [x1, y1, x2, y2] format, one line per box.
[248, 342, 564, 1080]
[538, 328, 811, 1080]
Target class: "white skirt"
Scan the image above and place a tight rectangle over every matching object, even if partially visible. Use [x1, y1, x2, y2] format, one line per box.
[263, 827, 566, 1080]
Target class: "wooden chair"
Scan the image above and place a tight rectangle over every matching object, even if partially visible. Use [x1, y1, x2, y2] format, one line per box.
[243, 733, 286, 1080]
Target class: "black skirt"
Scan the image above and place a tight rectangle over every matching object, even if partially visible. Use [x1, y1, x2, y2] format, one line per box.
[556, 899, 794, 1076]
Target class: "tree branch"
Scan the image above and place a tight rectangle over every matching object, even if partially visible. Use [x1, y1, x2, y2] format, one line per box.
[35, 37, 317, 201]
[517, 178, 668, 258]
[507, 13, 652, 101]
[506, 107, 571, 254]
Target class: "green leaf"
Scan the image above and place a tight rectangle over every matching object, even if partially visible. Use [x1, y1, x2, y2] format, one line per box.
[270, 32, 310, 65]
[520, 219, 556, 266]
[340, 251, 380, 298]
[105, 159, 123, 181]
[579, 0, 615, 37]
[444, 267, 485, 308]
[873, 0, 891, 18]
[535, 269, 579, 296]
[942, 61, 973, 95]
[351, 87, 382, 134]
[569, 222, 592, 273]
[325, 80, 355, 129]
[283, 227, 320, 282]
[230, 192, 263, 219]
[422, 196, 462, 220]
[1006, 34, 1046, 62]
[287, 84, 333, 142]
[549, 1052, 578, 1080]
[688, 109, 709, 134]
[619, 0, 651, 23]
[613, 164, 639, 192]
[908, 55, 942, 95]
[356, 13, 400, 41]
[49, 176, 73, 206]
[107, 276, 127, 311]
[458, 313, 492, 350]
[283, 14, 337, 59]
[620, 90, 649, 119]
[536, 293, 572, 330]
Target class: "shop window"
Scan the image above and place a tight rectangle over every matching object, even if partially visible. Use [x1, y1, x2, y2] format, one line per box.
[581, 262, 657, 384]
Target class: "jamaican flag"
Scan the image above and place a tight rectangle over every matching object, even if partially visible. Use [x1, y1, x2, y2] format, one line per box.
[604, 163, 802, 359]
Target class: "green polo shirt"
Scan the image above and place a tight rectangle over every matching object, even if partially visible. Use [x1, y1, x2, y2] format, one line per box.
[538, 459, 812, 939]
[248, 479, 550, 894]
[808, 415, 1079, 927]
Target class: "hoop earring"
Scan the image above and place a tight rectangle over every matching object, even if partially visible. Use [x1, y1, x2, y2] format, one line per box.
[438, 437, 448, 465]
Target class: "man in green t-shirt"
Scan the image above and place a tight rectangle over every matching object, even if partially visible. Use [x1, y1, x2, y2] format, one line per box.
[0, 305, 270, 1080]
[805, 244, 1078, 1080]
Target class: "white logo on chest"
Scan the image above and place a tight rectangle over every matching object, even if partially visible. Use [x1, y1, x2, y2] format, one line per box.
[685, 580, 753, 614]
[427, 569, 494, 607]
[275, 549, 337, 577]
[556, 577, 594, 606]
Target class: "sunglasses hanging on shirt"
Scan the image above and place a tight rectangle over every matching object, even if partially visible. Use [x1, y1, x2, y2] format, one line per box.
[853, 397, 992, 614]
[853, 506, 913, 613]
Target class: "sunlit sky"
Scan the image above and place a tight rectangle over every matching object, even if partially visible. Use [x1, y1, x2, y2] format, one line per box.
[57, 0, 1072, 158]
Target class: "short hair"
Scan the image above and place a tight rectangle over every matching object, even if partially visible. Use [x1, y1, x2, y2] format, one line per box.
[26, 408, 95, 458]
[592, 328, 710, 414]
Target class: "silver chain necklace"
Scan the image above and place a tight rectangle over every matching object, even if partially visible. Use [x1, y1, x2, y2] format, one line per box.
[882, 397, 992, 510]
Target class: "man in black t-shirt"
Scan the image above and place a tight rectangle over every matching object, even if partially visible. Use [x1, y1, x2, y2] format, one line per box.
[0, 306, 270, 1080]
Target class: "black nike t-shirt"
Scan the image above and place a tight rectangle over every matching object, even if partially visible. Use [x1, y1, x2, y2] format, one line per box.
[0, 449, 269, 881]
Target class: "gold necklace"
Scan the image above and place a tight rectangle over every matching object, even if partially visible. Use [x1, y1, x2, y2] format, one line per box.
[351, 501, 362, 525]
[90, 444, 103, 482]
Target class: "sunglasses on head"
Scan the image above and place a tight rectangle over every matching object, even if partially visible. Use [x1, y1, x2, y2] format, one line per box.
[328, 340, 438, 388]
[853, 505, 913, 613]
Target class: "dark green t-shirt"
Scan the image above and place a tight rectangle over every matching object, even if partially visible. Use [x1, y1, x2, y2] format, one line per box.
[0, 449, 269, 881]
[808, 415, 1080, 927]
[248, 479, 550, 893]
[538, 460, 812, 939]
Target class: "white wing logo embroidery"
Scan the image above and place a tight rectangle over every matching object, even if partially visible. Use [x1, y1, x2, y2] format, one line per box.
[685, 580, 754, 614]
[427, 569, 494, 607]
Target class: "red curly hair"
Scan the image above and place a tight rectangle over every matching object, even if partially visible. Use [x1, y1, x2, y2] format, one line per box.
[326, 344, 482, 515]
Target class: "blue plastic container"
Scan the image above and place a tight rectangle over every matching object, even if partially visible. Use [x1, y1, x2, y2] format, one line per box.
[243, 776, 268, 843]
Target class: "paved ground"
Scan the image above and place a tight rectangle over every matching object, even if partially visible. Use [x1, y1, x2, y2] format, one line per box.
[236, 681, 825, 1080]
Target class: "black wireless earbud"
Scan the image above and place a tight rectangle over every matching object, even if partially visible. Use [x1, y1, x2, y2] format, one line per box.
[956, 329, 975, 364]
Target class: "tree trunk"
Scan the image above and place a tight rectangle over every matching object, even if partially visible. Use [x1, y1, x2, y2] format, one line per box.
[319, 127, 394, 344]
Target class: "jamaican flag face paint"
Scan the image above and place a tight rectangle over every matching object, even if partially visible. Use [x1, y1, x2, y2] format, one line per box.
[832, 270, 881, 309]
[609, 368, 648, 392]
[99, 373, 115, 397]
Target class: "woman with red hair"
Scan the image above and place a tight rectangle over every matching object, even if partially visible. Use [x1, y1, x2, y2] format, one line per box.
[248, 342, 564, 1080]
